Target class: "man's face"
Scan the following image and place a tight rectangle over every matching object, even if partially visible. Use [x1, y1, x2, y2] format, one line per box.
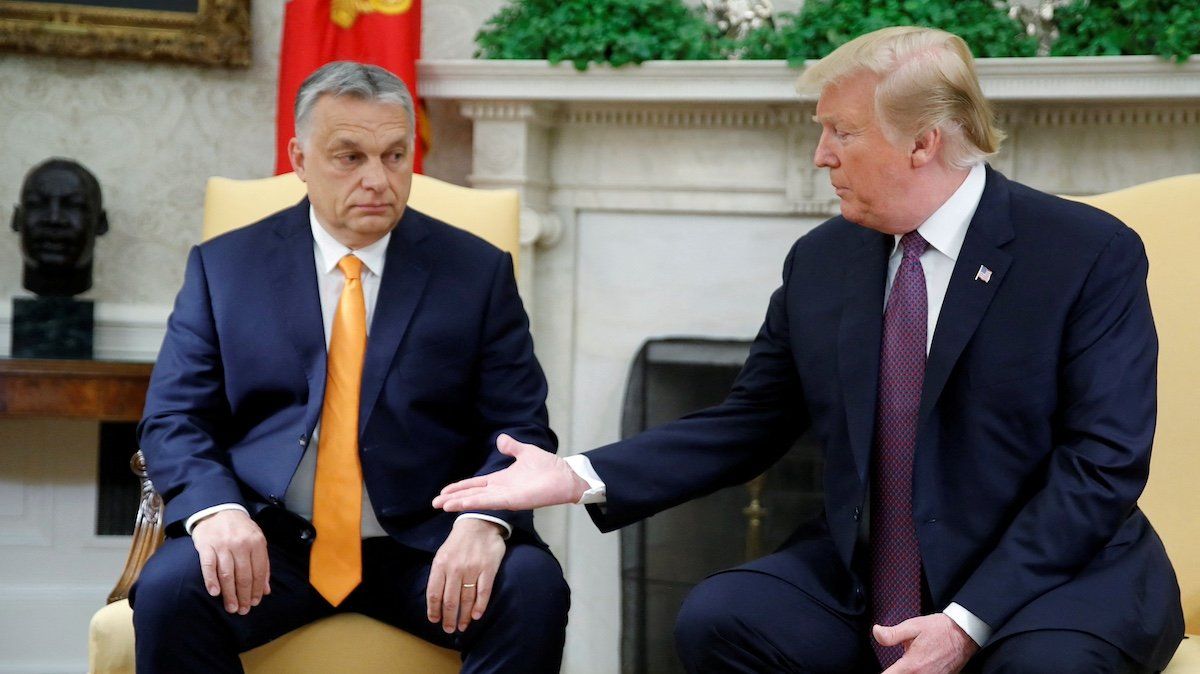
[289, 95, 413, 248]
[17, 165, 103, 269]
[813, 72, 918, 235]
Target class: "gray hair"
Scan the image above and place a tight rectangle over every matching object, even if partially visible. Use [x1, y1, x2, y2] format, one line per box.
[293, 61, 415, 146]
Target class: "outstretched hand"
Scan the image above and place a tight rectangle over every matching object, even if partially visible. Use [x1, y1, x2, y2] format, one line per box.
[433, 434, 590, 512]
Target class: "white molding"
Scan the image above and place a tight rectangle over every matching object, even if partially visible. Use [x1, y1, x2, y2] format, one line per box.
[1000, 106, 1200, 127]
[0, 664, 78, 674]
[0, 300, 169, 362]
[0, 584, 107, 674]
[0, 582, 111, 600]
[420, 56, 1200, 103]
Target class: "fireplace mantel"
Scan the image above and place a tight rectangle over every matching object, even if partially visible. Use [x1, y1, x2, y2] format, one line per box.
[421, 56, 1200, 102]
[416, 56, 1200, 674]
[418, 55, 1200, 244]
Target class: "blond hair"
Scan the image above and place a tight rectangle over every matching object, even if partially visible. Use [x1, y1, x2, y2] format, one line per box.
[797, 26, 1004, 169]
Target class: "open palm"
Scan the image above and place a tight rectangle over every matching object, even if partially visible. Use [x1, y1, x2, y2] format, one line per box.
[433, 434, 588, 512]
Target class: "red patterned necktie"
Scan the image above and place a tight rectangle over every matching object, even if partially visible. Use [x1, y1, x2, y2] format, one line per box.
[871, 231, 928, 668]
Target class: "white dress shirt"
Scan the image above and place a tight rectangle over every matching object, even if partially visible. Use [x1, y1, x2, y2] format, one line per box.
[186, 207, 511, 538]
[566, 162, 992, 646]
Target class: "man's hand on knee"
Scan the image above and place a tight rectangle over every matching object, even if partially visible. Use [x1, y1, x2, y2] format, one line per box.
[426, 517, 506, 634]
[191, 510, 270, 615]
[874, 613, 978, 674]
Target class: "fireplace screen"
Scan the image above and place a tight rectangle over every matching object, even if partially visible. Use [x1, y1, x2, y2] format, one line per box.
[619, 338, 824, 674]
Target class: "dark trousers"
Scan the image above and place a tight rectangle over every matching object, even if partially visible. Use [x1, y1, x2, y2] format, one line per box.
[130, 534, 569, 674]
[673, 550, 1148, 674]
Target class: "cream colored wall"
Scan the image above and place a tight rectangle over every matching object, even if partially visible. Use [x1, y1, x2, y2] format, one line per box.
[0, 0, 502, 308]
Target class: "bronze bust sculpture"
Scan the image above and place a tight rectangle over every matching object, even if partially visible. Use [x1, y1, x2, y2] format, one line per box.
[11, 158, 109, 297]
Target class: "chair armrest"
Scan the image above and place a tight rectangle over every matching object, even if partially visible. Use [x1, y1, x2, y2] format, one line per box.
[107, 450, 165, 603]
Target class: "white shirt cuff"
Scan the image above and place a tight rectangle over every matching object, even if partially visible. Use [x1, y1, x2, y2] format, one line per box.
[456, 513, 513, 539]
[563, 454, 607, 505]
[944, 602, 992, 647]
[184, 503, 249, 535]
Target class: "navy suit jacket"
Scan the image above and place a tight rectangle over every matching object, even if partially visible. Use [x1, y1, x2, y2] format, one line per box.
[138, 199, 556, 552]
[586, 167, 1183, 668]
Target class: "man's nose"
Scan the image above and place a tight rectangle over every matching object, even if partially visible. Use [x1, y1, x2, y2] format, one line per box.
[360, 157, 387, 191]
[813, 133, 838, 168]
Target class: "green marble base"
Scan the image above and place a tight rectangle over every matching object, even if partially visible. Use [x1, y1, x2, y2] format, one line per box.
[11, 297, 94, 359]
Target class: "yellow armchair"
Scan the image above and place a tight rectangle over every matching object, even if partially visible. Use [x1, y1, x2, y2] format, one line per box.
[1070, 175, 1200, 672]
[89, 172, 521, 674]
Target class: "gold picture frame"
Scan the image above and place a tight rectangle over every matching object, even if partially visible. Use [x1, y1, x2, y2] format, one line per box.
[0, 0, 251, 67]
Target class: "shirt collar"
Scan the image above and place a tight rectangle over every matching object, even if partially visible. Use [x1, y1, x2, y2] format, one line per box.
[309, 204, 390, 277]
[892, 162, 986, 261]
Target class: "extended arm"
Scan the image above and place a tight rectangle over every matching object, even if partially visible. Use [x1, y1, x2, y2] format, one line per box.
[437, 242, 809, 528]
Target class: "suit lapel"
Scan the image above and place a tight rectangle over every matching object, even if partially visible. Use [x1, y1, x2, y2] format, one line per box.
[268, 198, 328, 432]
[838, 226, 892, 485]
[358, 208, 432, 433]
[918, 167, 1015, 426]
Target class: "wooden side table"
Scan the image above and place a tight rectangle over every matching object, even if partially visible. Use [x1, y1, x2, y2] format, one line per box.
[0, 358, 161, 601]
[0, 359, 153, 422]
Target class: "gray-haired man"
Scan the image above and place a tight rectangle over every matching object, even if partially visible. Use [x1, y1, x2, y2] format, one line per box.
[131, 61, 568, 673]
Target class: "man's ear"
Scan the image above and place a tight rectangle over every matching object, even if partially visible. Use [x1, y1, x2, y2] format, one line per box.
[10, 204, 23, 232]
[96, 209, 109, 236]
[289, 138, 307, 181]
[911, 127, 942, 168]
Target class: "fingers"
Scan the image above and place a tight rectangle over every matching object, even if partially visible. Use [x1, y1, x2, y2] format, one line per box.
[216, 548, 238, 613]
[435, 488, 503, 512]
[427, 561, 446, 625]
[198, 545, 220, 597]
[873, 619, 920, 648]
[441, 569, 461, 634]
[433, 476, 489, 504]
[191, 512, 269, 615]
[495, 433, 519, 456]
[233, 544, 256, 614]
[250, 539, 270, 607]
[471, 566, 497, 621]
[458, 582, 477, 632]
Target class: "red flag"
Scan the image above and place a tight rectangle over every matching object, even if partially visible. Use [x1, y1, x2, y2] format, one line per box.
[275, 0, 426, 175]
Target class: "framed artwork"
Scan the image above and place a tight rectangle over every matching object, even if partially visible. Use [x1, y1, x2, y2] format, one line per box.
[0, 0, 251, 67]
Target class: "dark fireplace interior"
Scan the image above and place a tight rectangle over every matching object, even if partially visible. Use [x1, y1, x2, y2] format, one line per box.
[619, 338, 825, 674]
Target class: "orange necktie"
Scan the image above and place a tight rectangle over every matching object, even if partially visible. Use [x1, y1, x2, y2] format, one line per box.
[310, 254, 366, 606]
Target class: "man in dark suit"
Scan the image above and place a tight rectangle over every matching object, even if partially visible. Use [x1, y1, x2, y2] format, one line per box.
[435, 27, 1183, 673]
[131, 62, 568, 674]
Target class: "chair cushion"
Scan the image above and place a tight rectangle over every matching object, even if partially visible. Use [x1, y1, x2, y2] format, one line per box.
[89, 599, 460, 674]
[89, 600, 135, 674]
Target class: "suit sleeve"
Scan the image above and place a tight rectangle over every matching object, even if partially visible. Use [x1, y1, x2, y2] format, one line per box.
[137, 246, 243, 533]
[468, 251, 557, 531]
[585, 242, 810, 531]
[952, 226, 1158, 629]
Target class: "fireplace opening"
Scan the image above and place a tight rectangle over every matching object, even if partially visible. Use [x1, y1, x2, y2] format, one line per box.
[619, 338, 824, 674]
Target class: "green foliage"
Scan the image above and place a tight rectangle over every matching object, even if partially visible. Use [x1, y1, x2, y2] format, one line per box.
[475, 0, 1195, 69]
[765, 0, 1038, 64]
[474, 0, 724, 70]
[1052, 0, 1200, 61]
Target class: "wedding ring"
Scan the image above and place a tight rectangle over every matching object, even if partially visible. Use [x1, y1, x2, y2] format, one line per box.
[462, 583, 477, 589]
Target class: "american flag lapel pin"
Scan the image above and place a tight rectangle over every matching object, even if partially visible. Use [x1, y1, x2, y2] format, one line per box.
[974, 265, 993, 283]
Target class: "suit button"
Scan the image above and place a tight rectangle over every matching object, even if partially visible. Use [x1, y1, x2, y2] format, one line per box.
[852, 506, 862, 522]
[298, 435, 308, 447]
